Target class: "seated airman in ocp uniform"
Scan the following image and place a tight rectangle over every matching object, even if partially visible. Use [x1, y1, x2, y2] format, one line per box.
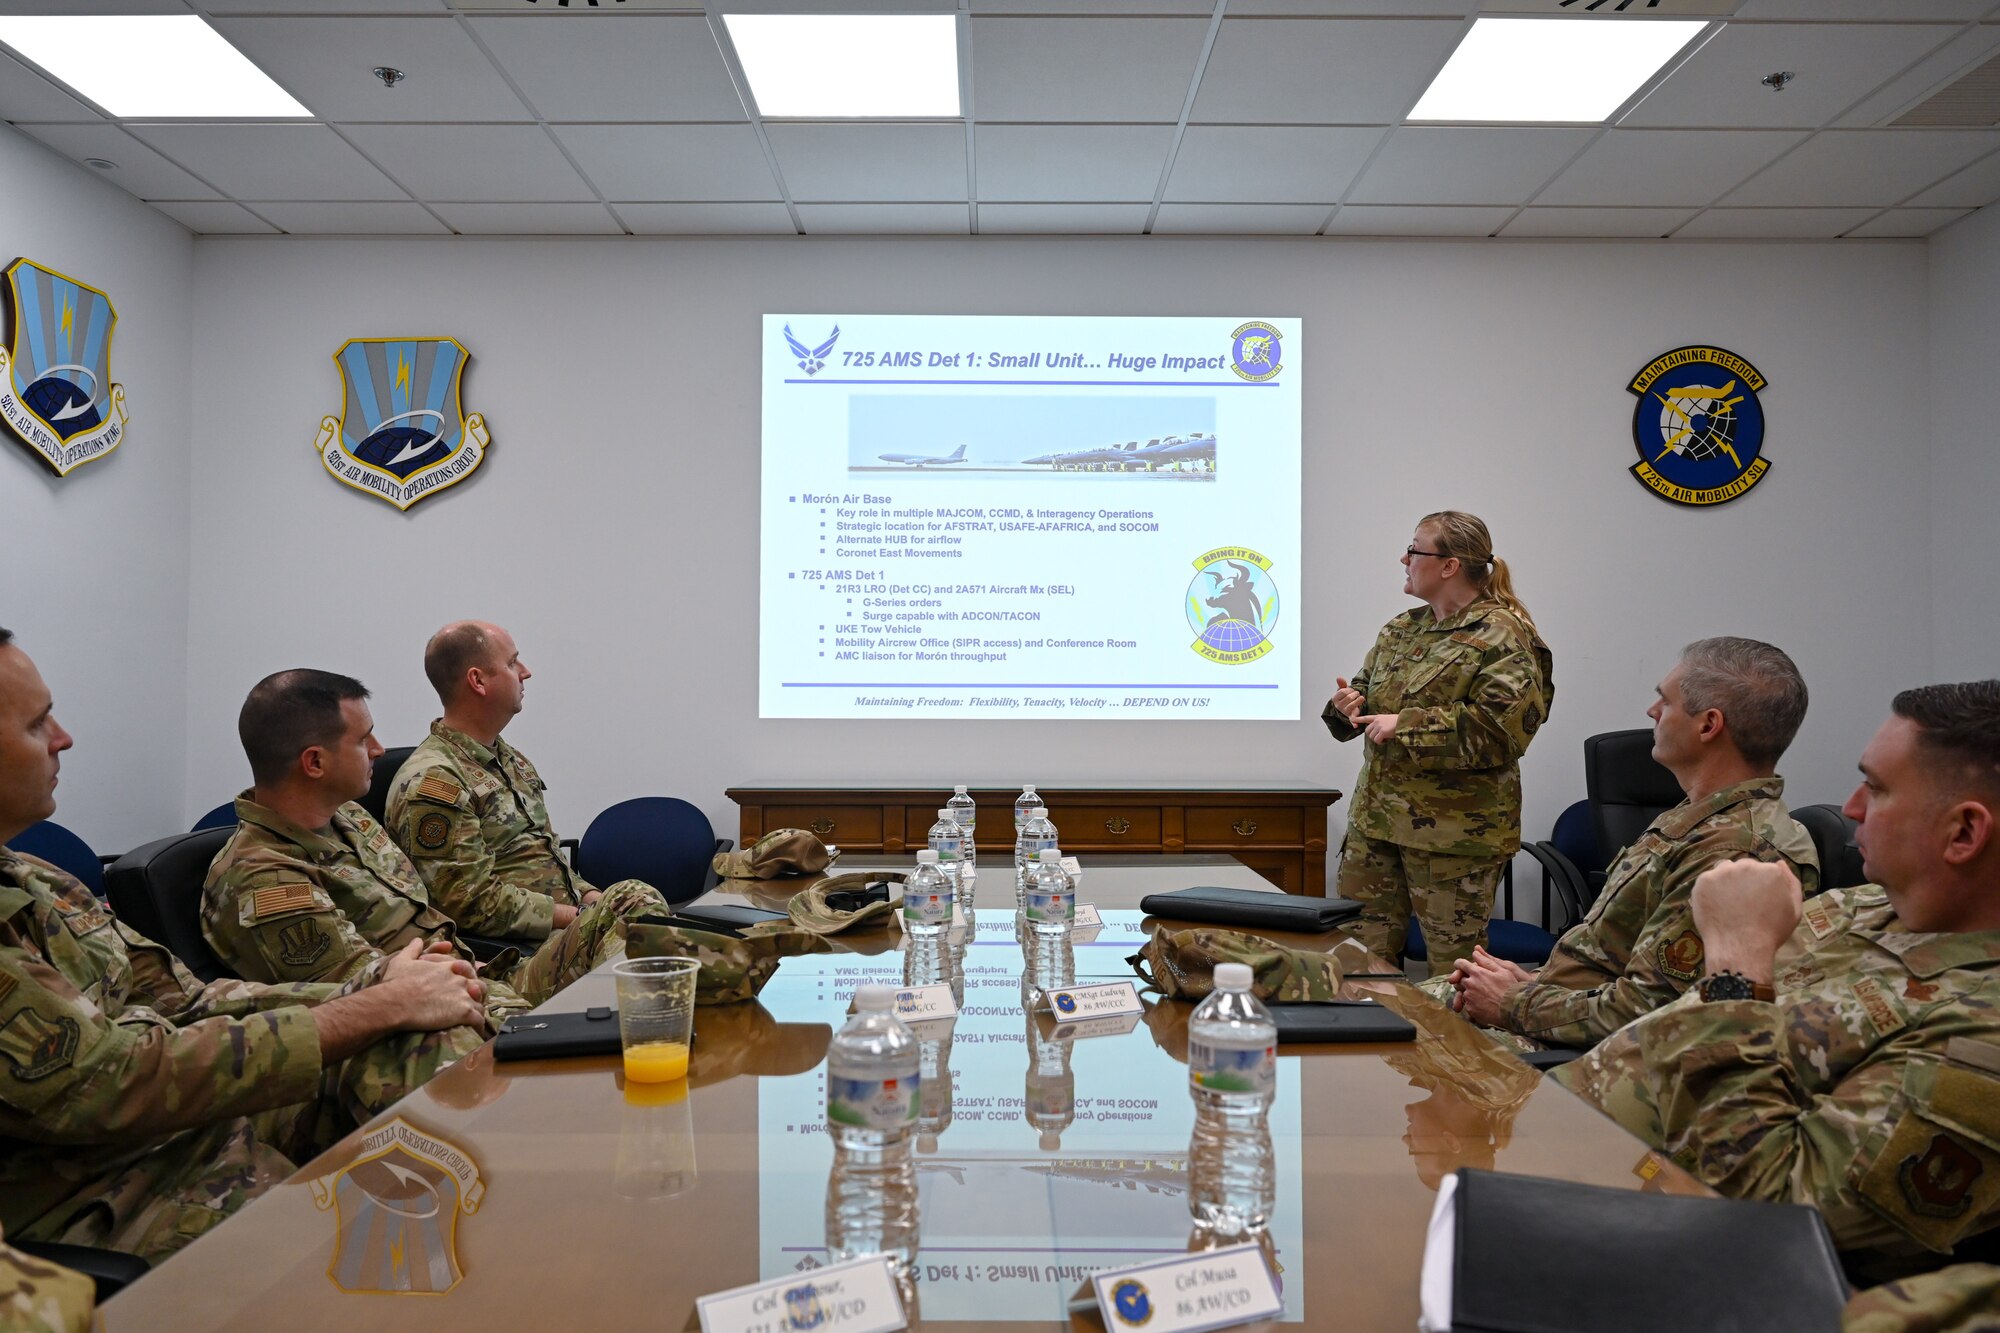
[202, 669, 663, 1012]
[384, 621, 662, 944]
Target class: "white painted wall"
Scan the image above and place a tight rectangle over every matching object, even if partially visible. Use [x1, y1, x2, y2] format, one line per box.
[181, 234, 1930, 898]
[1926, 206, 2000, 684]
[0, 124, 194, 853]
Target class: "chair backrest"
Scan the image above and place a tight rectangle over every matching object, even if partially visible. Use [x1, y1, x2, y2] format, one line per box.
[191, 802, 238, 832]
[1583, 729, 1683, 868]
[4, 820, 106, 896]
[1792, 803, 1865, 891]
[359, 746, 415, 825]
[576, 797, 717, 907]
[1546, 799, 1602, 879]
[105, 827, 234, 983]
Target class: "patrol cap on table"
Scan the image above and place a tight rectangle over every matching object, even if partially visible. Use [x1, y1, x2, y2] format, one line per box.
[787, 871, 905, 935]
[626, 918, 830, 1004]
[712, 828, 838, 880]
[1129, 925, 1347, 1002]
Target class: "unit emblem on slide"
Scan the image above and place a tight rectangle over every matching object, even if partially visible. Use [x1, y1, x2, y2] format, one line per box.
[1625, 345, 1771, 507]
[314, 337, 489, 510]
[308, 1115, 485, 1295]
[0, 258, 128, 475]
[1228, 321, 1283, 383]
[1186, 547, 1279, 664]
[783, 322, 840, 377]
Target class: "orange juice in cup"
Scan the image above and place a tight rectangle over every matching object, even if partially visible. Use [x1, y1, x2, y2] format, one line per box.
[613, 958, 699, 1085]
[624, 1039, 690, 1084]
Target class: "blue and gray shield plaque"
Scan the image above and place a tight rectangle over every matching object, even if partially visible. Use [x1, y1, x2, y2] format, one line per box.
[314, 337, 489, 510]
[0, 258, 128, 475]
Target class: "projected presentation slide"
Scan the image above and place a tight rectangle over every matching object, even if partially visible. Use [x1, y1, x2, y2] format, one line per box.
[760, 314, 1302, 720]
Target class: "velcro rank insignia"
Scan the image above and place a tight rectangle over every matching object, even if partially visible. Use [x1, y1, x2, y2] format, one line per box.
[1656, 928, 1704, 983]
[0, 1008, 79, 1081]
[414, 812, 452, 853]
[251, 882, 318, 921]
[414, 773, 462, 806]
[276, 919, 332, 968]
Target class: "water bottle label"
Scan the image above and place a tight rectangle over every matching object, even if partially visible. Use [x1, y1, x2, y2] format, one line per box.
[1188, 1038, 1276, 1096]
[827, 1074, 920, 1131]
[931, 833, 962, 860]
[903, 889, 952, 924]
[1024, 890, 1075, 923]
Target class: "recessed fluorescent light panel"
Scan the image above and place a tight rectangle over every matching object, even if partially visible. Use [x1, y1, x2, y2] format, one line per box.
[724, 13, 960, 118]
[1409, 17, 1706, 123]
[0, 15, 310, 118]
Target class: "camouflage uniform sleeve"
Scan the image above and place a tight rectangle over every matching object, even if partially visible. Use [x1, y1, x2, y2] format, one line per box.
[390, 773, 556, 941]
[1844, 1263, 2000, 1333]
[1395, 632, 1547, 771]
[0, 1237, 94, 1333]
[201, 865, 379, 987]
[1322, 639, 1379, 743]
[0, 943, 324, 1143]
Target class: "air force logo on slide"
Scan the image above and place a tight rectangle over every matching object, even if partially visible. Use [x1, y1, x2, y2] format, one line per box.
[784, 323, 840, 376]
[1626, 345, 1771, 507]
[314, 337, 490, 511]
[1187, 547, 1279, 665]
[0, 258, 128, 476]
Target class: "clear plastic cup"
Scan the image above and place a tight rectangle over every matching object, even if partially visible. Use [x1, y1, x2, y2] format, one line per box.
[613, 957, 699, 1083]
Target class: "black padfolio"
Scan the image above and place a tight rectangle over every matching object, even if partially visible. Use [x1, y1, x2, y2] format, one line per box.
[1446, 1168, 1847, 1333]
[670, 903, 791, 931]
[1137, 885, 1363, 933]
[1268, 1000, 1415, 1043]
[493, 1006, 625, 1061]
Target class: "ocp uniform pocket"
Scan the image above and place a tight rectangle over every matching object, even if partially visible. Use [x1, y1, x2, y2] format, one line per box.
[1858, 1060, 2000, 1253]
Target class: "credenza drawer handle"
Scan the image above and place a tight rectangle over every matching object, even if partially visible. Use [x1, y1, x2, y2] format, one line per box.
[1233, 819, 1258, 837]
[1105, 817, 1131, 835]
[809, 818, 836, 837]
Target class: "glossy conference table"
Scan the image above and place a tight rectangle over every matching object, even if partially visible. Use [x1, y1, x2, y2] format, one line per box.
[104, 855, 1706, 1331]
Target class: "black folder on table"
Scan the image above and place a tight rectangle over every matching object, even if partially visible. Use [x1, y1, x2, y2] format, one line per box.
[494, 1006, 625, 1061]
[1268, 1000, 1414, 1044]
[1441, 1168, 1847, 1333]
[1137, 886, 1363, 933]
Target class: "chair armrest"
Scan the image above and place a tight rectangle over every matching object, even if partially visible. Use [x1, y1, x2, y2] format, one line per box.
[1522, 841, 1590, 934]
[702, 838, 733, 894]
[12, 1239, 149, 1302]
[459, 934, 513, 963]
[1516, 1047, 1584, 1071]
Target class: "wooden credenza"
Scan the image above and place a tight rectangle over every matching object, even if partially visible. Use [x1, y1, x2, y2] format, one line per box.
[724, 786, 1343, 895]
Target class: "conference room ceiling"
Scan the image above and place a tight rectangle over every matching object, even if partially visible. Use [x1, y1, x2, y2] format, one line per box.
[3, 0, 1999, 240]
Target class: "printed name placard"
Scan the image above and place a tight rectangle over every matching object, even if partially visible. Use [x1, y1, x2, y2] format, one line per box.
[1051, 1010, 1142, 1041]
[698, 1255, 906, 1333]
[892, 984, 958, 1022]
[1092, 1243, 1282, 1333]
[1038, 980, 1142, 1020]
[1072, 903, 1104, 929]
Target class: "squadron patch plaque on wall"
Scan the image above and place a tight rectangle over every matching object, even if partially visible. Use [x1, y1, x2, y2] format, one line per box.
[0, 258, 127, 475]
[314, 337, 488, 510]
[1626, 345, 1770, 507]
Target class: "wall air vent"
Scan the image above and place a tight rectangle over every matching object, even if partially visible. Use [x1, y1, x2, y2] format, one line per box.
[1891, 51, 2000, 128]
[1480, 0, 1734, 13]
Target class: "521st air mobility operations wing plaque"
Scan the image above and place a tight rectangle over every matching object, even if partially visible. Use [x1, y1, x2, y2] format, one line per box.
[0, 258, 128, 476]
[1626, 345, 1771, 507]
[314, 337, 489, 510]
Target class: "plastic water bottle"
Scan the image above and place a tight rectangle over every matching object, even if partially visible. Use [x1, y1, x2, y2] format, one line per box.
[903, 850, 951, 938]
[954, 865, 978, 918]
[1025, 848, 1074, 937]
[1013, 784, 1039, 833]
[1022, 968, 1076, 1151]
[1187, 962, 1277, 1237]
[826, 984, 921, 1271]
[1014, 804, 1058, 910]
[928, 807, 965, 901]
[948, 785, 978, 870]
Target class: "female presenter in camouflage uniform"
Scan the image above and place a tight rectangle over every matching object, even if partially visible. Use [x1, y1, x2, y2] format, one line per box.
[1324, 511, 1552, 976]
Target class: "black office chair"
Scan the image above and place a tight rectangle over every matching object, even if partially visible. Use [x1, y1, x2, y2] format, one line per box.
[1580, 728, 1681, 894]
[105, 828, 234, 983]
[1792, 802, 1865, 891]
[359, 746, 415, 825]
[12, 1239, 148, 1302]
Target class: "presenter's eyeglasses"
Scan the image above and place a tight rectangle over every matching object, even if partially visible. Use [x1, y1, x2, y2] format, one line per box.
[1405, 546, 1449, 559]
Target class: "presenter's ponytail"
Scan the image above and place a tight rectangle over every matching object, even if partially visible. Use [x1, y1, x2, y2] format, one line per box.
[1420, 510, 1536, 633]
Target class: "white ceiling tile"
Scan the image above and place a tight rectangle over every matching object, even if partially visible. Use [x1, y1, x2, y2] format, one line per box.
[1165, 125, 1381, 202]
[1722, 128, 2000, 204]
[16, 122, 221, 200]
[1192, 19, 1464, 125]
[1324, 204, 1514, 235]
[1500, 207, 1696, 237]
[1153, 203, 1332, 233]
[975, 125, 1170, 202]
[552, 123, 778, 201]
[795, 203, 970, 234]
[0, 0, 185, 12]
[766, 124, 966, 202]
[1908, 146, 2000, 205]
[971, 0, 1214, 14]
[1234, 0, 1473, 12]
[977, 203, 1149, 233]
[1672, 207, 1876, 237]
[468, 14, 745, 121]
[432, 201, 620, 234]
[1347, 126, 1595, 205]
[340, 123, 593, 201]
[1731, 0, 1990, 18]
[199, 0, 449, 12]
[148, 200, 277, 233]
[619, 202, 795, 234]
[0, 52, 100, 121]
[1538, 129, 1807, 206]
[127, 123, 405, 200]
[1847, 206, 1975, 235]
[970, 17, 1208, 122]
[1837, 23, 2000, 127]
[254, 200, 446, 233]
[1623, 24, 1960, 128]
[210, 17, 532, 122]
